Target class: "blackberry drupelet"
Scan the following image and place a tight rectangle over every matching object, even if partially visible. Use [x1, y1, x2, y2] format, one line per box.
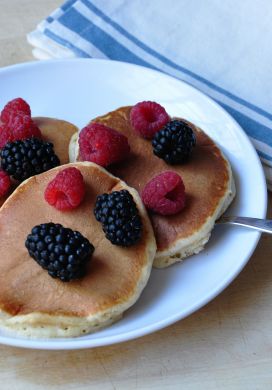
[25, 223, 94, 282]
[0, 137, 60, 181]
[152, 120, 196, 164]
[94, 189, 142, 246]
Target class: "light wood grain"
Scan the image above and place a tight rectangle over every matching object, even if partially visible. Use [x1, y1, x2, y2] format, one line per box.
[0, 1, 271, 389]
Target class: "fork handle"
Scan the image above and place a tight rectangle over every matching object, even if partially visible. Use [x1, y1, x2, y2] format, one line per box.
[217, 216, 272, 234]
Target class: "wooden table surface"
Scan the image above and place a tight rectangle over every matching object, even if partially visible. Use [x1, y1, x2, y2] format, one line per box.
[0, 1, 271, 389]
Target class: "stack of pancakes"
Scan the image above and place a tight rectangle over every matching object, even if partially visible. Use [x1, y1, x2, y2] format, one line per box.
[0, 106, 235, 338]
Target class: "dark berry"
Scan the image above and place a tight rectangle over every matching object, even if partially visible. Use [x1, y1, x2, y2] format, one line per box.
[78, 122, 130, 167]
[25, 223, 94, 282]
[152, 120, 196, 164]
[94, 189, 142, 246]
[0, 138, 60, 181]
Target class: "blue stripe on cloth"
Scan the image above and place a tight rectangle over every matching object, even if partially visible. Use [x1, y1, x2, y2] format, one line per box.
[46, 0, 76, 23]
[44, 28, 90, 58]
[44, 2, 272, 161]
[46, 16, 54, 23]
[61, 0, 77, 11]
[58, 8, 160, 70]
[51, 6, 272, 151]
[258, 150, 272, 162]
[83, 0, 272, 122]
[219, 103, 272, 148]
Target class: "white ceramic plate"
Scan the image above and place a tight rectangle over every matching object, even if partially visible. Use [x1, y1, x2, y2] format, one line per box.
[0, 59, 267, 350]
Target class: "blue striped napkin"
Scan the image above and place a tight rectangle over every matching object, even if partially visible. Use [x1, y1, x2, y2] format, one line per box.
[27, 0, 272, 190]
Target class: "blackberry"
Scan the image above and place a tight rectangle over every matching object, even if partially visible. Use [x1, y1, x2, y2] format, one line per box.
[152, 120, 196, 164]
[25, 223, 94, 282]
[94, 189, 142, 246]
[0, 137, 60, 181]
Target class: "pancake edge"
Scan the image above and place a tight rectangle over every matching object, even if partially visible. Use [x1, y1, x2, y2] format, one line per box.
[0, 162, 156, 338]
[69, 132, 79, 164]
[153, 155, 235, 267]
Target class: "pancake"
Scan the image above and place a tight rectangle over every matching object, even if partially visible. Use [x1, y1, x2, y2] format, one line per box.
[0, 117, 77, 208]
[0, 162, 156, 337]
[70, 106, 235, 268]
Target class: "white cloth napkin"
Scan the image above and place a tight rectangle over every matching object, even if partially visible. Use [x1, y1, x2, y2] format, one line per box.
[27, 0, 272, 190]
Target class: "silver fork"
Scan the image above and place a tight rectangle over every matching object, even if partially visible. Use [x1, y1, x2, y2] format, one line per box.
[217, 216, 272, 234]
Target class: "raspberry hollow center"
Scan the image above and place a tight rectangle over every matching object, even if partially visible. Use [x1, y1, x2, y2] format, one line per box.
[141, 171, 186, 216]
[165, 185, 181, 202]
[142, 107, 157, 122]
[56, 191, 68, 202]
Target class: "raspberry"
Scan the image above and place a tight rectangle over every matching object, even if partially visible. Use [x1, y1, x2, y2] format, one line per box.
[0, 169, 11, 197]
[44, 167, 85, 211]
[0, 126, 13, 148]
[0, 114, 42, 148]
[14, 122, 41, 141]
[79, 123, 130, 167]
[141, 171, 186, 216]
[11, 113, 42, 140]
[1, 98, 31, 123]
[130, 101, 170, 139]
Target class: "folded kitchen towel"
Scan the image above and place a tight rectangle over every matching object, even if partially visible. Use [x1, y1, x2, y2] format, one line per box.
[27, 0, 272, 190]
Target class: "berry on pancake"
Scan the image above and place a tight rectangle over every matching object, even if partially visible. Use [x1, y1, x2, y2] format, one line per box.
[0, 126, 13, 149]
[94, 189, 142, 246]
[0, 138, 60, 181]
[10, 112, 41, 140]
[78, 122, 130, 167]
[152, 119, 196, 164]
[130, 101, 170, 139]
[141, 171, 186, 215]
[1, 97, 31, 124]
[25, 223, 94, 282]
[0, 98, 41, 148]
[45, 167, 85, 211]
[0, 169, 11, 197]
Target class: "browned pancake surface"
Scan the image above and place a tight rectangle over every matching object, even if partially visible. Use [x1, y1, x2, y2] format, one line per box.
[34, 117, 76, 165]
[0, 117, 76, 208]
[79, 107, 230, 252]
[0, 163, 151, 317]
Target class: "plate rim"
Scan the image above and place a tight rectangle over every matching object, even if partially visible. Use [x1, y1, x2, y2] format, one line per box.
[0, 58, 267, 350]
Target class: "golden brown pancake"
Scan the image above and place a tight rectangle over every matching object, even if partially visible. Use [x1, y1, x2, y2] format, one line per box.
[0, 162, 156, 337]
[0, 117, 77, 208]
[71, 106, 235, 267]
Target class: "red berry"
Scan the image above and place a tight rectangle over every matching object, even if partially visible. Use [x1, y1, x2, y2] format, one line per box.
[4, 111, 32, 129]
[78, 123, 130, 167]
[0, 169, 11, 197]
[1, 98, 31, 123]
[0, 114, 42, 148]
[130, 101, 170, 139]
[44, 167, 85, 211]
[0, 126, 13, 148]
[12, 113, 42, 140]
[141, 171, 186, 215]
